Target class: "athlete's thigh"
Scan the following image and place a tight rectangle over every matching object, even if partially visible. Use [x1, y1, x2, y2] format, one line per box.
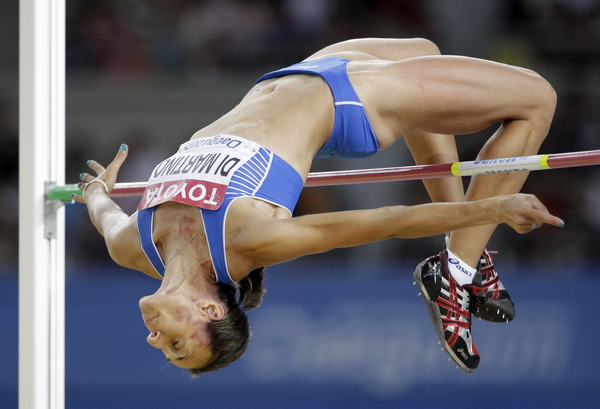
[304, 38, 441, 62]
[350, 55, 555, 139]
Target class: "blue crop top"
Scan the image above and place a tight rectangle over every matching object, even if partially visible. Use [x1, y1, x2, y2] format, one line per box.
[136, 135, 304, 284]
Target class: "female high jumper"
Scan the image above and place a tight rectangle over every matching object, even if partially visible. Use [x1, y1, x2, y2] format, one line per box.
[73, 38, 563, 374]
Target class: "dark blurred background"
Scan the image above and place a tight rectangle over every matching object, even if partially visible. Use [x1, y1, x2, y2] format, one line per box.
[3, 1, 600, 408]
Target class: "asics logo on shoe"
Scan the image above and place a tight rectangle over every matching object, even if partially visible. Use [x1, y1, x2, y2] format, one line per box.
[448, 258, 472, 276]
[457, 348, 469, 360]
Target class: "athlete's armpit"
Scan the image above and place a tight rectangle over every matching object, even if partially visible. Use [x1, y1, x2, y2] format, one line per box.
[104, 213, 163, 280]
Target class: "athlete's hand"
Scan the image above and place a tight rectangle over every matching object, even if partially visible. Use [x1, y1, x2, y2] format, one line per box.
[494, 193, 564, 233]
[71, 144, 129, 204]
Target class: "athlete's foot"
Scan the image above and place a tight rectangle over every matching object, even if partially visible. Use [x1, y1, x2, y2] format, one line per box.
[414, 251, 480, 373]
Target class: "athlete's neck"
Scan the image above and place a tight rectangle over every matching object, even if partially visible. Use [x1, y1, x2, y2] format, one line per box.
[157, 254, 215, 299]
[152, 203, 215, 293]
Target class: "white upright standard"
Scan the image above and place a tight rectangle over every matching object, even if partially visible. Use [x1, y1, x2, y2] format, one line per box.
[19, 0, 66, 408]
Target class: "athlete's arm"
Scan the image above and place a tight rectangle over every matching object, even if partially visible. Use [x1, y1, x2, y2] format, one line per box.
[71, 145, 163, 279]
[233, 194, 563, 269]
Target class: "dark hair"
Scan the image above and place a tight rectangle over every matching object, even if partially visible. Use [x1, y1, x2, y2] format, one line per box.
[189, 267, 266, 376]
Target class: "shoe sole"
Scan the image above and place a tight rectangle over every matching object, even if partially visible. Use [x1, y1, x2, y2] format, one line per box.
[413, 260, 476, 374]
[472, 296, 515, 322]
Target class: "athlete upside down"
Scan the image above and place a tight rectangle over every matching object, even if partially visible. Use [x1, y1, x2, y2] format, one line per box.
[73, 38, 563, 374]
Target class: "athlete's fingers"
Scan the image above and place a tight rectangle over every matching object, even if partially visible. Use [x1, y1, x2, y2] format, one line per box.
[500, 194, 564, 233]
[531, 209, 564, 228]
[86, 159, 106, 175]
[71, 192, 85, 204]
[513, 207, 564, 232]
[71, 182, 86, 204]
[79, 172, 94, 182]
[518, 196, 563, 227]
[106, 144, 128, 172]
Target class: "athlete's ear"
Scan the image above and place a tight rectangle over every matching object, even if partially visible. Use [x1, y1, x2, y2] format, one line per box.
[200, 302, 225, 321]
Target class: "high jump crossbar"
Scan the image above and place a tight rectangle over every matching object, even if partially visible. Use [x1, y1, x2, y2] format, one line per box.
[46, 149, 600, 202]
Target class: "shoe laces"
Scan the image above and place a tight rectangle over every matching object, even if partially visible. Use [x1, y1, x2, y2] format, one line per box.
[438, 273, 471, 329]
[479, 250, 499, 281]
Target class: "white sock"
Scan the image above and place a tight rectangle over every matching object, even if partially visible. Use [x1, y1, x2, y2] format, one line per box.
[446, 249, 477, 287]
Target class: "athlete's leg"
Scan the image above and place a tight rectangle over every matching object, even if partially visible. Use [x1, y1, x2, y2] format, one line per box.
[374, 56, 556, 370]
[313, 39, 468, 207]
[352, 55, 557, 267]
[404, 131, 464, 202]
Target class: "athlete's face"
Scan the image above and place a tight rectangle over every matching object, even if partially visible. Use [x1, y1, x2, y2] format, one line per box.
[138, 293, 218, 369]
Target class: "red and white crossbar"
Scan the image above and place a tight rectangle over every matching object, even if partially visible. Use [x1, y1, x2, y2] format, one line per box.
[303, 149, 600, 187]
[46, 150, 600, 201]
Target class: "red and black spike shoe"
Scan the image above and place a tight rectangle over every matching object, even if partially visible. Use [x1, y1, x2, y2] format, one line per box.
[467, 249, 516, 323]
[414, 250, 480, 373]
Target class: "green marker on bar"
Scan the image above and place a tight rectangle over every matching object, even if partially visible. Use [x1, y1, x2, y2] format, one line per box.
[47, 184, 81, 202]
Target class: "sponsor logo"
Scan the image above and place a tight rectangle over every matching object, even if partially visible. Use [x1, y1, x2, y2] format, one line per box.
[474, 157, 519, 165]
[180, 136, 243, 151]
[457, 348, 469, 360]
[139, 179, 225, 210]
[448, 258, 472, 277]
[482, 169, 530, 174]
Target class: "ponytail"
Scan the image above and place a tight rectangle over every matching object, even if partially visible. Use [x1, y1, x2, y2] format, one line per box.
[237, 267, 266, 310]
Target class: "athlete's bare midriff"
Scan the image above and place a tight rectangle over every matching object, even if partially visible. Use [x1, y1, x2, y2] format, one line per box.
[190, 75, 335, 178]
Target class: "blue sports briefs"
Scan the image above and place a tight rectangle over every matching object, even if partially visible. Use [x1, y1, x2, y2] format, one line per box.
[256, 57, 380, 159]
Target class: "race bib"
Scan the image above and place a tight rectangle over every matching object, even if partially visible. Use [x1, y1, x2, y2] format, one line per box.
[137, 135, 261, 210]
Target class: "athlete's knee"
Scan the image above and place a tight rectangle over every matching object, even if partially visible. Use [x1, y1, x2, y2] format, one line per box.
[408, 37, 441, 56]
[514, 67, 557, 128]
[379, 37, 441, 57]
[519, 77, 557, 148]
[522, 67, 556, 106]
[350, 37, 441, 55]
[540, 78, 557, 116]
[531, 75, 557, 128]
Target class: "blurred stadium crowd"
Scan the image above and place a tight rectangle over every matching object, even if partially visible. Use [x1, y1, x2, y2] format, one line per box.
[2, 0, 600, 273]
